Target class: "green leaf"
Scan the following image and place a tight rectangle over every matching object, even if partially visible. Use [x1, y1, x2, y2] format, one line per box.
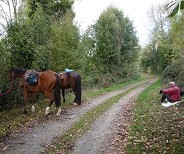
[180, 1, 184, 10]
[165, 1, 177, 10]
[168, 3, 180, 18]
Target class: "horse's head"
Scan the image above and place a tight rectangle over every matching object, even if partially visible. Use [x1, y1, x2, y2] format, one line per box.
[59, 72, 70, 89]
[60, 73, 68, 82]
[9, 67, 27, 81]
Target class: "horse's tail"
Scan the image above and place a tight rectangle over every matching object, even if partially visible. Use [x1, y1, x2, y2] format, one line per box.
[62, 88, 65, 102]
[76, 74, 82, 105]
[54, 73, 61, 107]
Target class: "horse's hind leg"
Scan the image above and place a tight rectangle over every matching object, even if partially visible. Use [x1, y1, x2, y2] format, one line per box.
[62, 89, 65, 102]
[74, 91, 77, 102]
[45, 100, 54, 115]
[54, 74, 61, 116]
[73, 87, 81, 105]
[44, 91, 55, 115]
[73, 89, 78, 106]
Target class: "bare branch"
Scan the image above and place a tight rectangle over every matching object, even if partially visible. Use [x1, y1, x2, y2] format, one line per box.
[7, 0, 12, 19]
[0, 4, 10, 23]
[12, 0, 17, 21]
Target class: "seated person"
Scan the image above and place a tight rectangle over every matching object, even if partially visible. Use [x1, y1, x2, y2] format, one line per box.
[160, 81, 180, 103]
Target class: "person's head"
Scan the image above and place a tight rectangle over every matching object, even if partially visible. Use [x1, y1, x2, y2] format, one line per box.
[169, 81, 175, 87]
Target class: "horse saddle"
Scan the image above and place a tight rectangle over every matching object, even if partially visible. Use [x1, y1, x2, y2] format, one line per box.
[65, 68, 73, 73]
[25, 70, 39, 86]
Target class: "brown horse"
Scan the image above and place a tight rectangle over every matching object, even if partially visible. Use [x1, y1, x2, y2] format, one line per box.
[59, 70, 81, 105]
[9, 68, 61, 116]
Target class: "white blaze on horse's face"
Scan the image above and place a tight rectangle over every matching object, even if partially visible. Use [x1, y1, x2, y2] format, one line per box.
[45, 106, 50, 115]
[31, 105, 35, 112]
[56, 107, 61, 116]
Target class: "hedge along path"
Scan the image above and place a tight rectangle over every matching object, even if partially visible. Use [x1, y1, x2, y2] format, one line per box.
[1, 77, 157, 154]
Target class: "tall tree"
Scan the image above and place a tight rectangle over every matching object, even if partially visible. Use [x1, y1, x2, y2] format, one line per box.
[169, 12, 184, 54]
[0, 0, 24, 35]
[168, 12, 184, 86]
[94, 6, 139, 79]
[95, 6, 122, 73]
[27, 0, 74, 21]
[48, 11, 80, 71]
[142, 3, 173, 74]
[3, 7, 51, 69]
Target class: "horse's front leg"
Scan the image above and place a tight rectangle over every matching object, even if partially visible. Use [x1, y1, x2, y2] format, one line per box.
[23, 88, 28, 114]
[30, 93, 35, 113]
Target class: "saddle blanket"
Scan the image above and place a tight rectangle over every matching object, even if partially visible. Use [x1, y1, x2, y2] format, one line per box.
[25, 70, 39, 85]
[65, 68, 73, 73]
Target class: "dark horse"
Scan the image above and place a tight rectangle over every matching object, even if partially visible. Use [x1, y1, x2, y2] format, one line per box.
[9, 68, 61, 116]
[59, 70, 81, 105]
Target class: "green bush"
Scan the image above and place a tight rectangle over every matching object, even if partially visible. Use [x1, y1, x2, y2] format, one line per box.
[0, 81, 23, 111]
[162, 62, 184, 88]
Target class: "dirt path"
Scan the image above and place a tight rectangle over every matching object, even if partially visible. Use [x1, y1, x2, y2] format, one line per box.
[1, 78, 157, 154]
[72, 80, 156, 154]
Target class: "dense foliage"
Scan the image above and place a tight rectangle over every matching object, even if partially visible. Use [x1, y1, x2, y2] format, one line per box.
[81, 7, 140, 86]
[0, 1, 140, 110]
[141, 3, 184, 87]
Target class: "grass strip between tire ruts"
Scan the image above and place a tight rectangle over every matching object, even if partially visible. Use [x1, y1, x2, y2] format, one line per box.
[45, 81, 151, 153]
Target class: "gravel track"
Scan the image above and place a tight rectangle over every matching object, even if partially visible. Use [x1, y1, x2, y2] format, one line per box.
[72, 79, 157, 154]
[1, 77, 157, 154]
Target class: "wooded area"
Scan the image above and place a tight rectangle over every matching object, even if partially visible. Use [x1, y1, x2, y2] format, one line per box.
[0, 0, 184, 110]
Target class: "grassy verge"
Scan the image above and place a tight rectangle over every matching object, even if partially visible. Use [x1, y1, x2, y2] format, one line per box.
[82, 75, 145, 98]
[45, 83, 143, 153]
[0, 76, 145, 139]
[126, 80, 184, 153]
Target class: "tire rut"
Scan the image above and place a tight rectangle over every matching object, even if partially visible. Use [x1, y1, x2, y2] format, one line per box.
[72, 78, 157, 154]
[1, 78, 157, 154]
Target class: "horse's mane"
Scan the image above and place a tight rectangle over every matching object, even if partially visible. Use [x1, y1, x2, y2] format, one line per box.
[12, 67, 28, 74]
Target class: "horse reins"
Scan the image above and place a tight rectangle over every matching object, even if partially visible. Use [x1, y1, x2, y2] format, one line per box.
[0, 80, 14, 97]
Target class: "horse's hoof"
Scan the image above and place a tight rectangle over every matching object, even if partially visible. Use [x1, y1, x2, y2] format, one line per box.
[45, 111, 50, 116]
[45, 107, 50, 115]
[56, 113, 60, 116]
[31, 105, 35, 112]
[56, 107, 61, 116]
[73, 103, 78, 106]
